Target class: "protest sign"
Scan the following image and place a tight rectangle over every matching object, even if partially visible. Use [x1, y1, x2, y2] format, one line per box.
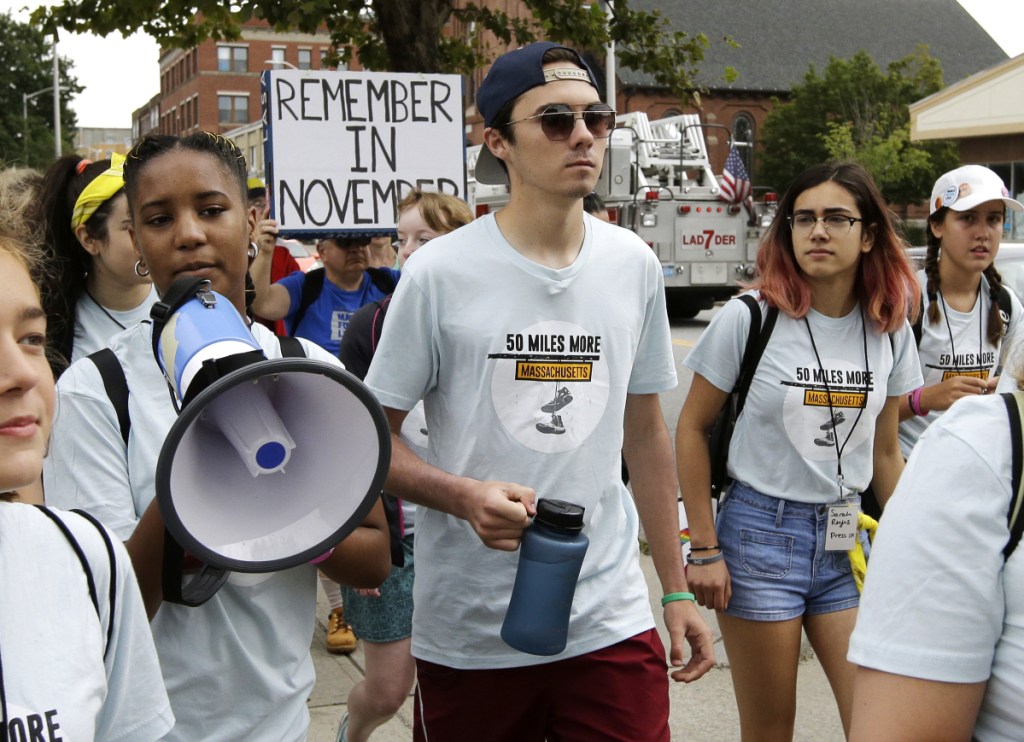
[261, 69, 465, 238]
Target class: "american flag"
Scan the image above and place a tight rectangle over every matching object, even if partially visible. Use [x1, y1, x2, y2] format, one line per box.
[719, 146, 752, 204]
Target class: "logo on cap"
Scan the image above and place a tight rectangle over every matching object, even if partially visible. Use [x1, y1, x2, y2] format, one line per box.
[941, 184, 959, 207]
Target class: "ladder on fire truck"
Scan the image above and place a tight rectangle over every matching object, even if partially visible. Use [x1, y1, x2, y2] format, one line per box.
[614, 111, 720, 192]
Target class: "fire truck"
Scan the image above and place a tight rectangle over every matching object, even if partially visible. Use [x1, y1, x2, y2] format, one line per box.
[467, 112, 778, 318]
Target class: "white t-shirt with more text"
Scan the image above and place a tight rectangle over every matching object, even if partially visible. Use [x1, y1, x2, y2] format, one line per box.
[850, 393, 1024, 741]
[0, 503, 173, 742]
[900, 270, 1024, 456]
[43, 321, 342, 742]
[364, 213, 677, 669]
[684, 291, 923, 503]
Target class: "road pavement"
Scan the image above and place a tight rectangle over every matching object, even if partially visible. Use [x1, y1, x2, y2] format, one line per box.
[305, 307, 846, 741]
[306, 552, 845, 741]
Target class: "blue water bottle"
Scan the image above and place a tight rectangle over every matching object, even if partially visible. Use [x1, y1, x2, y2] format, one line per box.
[501, 498, 589, 656]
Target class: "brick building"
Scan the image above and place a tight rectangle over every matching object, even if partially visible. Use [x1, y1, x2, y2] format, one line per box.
[132, 20, 347, 143]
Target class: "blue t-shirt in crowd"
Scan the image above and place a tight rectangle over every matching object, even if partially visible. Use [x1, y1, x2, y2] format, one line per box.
[278, 268, 399, 355]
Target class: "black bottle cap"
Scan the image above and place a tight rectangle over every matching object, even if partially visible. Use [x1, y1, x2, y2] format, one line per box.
[535, 498, 585, 532]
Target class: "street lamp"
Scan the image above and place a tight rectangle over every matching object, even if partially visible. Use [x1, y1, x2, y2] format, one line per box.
[22, 85, 67, 165]
[264, 59, 298, 69]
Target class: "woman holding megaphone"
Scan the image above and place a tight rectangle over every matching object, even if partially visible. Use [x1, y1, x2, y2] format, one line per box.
[44, 132, 391, 742]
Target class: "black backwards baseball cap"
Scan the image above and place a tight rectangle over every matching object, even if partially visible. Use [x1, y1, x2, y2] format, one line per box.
[475, 41, 600, 186]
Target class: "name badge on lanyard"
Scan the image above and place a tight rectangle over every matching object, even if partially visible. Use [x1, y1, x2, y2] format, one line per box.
[825, 500, 858, 551]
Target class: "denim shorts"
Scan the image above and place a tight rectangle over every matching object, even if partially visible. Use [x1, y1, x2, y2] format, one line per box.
[716, 481, 860, 621]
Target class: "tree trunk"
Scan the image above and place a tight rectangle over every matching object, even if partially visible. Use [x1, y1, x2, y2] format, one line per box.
[373, 0, 453, 73]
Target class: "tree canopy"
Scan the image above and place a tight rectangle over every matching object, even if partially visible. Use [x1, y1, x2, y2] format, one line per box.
[757, 47, 958, 206]
[30, 0, 734, 103]
[0, 12, 82, 168]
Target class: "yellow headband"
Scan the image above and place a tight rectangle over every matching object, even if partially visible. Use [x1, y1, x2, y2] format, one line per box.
[70, 153, 126, 230]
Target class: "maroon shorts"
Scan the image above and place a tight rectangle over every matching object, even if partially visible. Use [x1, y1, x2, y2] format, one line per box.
[413, 628, 670, 742]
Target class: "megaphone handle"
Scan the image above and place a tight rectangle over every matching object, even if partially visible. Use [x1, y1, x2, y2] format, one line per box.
[162, 529, 231, 607]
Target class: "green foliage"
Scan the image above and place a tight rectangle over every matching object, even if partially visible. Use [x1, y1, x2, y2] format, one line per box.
[758, 46, 959, 206]
[0, 12, 82, 168]
[30, 0, 729, 102]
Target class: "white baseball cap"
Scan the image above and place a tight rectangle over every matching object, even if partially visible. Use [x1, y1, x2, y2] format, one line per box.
[929, 165, 1023, 215]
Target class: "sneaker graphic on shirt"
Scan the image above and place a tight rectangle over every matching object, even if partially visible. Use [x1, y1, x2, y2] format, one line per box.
[814, 430, 836, 447]
[541, 387, 574, 413]
[819, 411, 846, 431]
[536, 414, 566, 435]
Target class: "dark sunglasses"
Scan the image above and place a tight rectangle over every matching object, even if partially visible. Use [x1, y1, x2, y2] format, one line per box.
[508, 103, 617, 141]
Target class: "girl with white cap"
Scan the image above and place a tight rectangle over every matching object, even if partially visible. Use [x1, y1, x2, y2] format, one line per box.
[898, 165, 1024, 460]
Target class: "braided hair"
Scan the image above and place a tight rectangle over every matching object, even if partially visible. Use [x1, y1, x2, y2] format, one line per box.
[124, 131, 248, 211]
[925, 207, 1007, 345]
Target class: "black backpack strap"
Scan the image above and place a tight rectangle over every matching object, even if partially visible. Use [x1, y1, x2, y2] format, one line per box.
[71, 509, 117, 659]
[278, 335, 306, 358]
[366, 267, 398, 295]
[1003, 392, 1024, 560]
[734, 295, 778, 414]
[290, 267, 325, 338]
[998, 285, 1013, 327]
[89, 348, 131, 445]
[33, 506, 116, 658]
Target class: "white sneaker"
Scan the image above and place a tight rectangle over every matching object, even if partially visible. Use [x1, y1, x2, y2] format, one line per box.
[336, 711, 349, 742]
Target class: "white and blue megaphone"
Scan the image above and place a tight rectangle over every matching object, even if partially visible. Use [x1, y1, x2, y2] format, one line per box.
[150, 277, 390, 606]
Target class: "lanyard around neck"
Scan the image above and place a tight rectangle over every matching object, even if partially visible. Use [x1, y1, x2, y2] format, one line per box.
[804, 311, 869, 500]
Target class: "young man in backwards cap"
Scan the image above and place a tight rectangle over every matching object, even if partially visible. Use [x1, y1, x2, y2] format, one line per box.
[363, 42, 713, 741]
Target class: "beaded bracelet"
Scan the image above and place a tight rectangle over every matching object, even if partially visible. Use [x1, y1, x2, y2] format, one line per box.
[687, 551, 725, 566]
[661, 592, 696, 606]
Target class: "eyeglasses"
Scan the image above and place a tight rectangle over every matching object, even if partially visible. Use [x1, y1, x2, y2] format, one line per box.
[507, 103, 617, 141]
[787, 214, 865, 236]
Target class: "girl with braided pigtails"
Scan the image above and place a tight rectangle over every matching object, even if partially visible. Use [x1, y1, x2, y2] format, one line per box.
[898, 166, 1024, 460]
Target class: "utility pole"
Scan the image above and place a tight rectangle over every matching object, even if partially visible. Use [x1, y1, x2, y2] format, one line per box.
[53, 35, 62, 158]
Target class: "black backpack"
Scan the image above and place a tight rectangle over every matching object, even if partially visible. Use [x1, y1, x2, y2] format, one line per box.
[708, 295, 778, 501]
[289, 267, 397, 338]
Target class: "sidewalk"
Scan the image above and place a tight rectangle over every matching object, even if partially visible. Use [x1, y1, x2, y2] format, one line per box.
[306, 553, 846, 741]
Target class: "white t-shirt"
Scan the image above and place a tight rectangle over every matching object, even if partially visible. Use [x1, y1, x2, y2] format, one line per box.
[685, 292, 922, 502]
[71, 285, 160, 364]
[849, 393, 1024, 741]
[364, 213, 677, 669]
[44, 321, 340, 742]
[900, 271, 1024, 456]
[0, 502, 173, 741]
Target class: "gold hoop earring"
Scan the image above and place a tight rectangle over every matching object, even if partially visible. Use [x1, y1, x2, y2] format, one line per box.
[134, 260, 150, 277]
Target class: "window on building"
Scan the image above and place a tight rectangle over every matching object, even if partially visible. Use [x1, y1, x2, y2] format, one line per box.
[733, 113, 755, 174]
[297, 49, 312, 70]
[271, 47, 285, 65]
[249, 145, 257, 173]
[218, 94, 249, 124]
[217, 45, 248, 73]
[320, 49, 328, 68]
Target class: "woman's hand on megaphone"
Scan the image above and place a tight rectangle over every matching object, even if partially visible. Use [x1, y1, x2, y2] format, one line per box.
[464, 481, 536, 552]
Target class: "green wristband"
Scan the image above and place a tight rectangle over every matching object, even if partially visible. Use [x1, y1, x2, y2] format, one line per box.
[661, 592, 696, 606]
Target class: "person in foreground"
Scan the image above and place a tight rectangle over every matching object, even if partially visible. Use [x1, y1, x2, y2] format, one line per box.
[0, 233, 173, 740]
[363, 42, 714, 742]
[848, 365, 1024, 740]
[676, 162, 922, 741]
[43, 131, 390, 741]
[334, 189, 473, 742]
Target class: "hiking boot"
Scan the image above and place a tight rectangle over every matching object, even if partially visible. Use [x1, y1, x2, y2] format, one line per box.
[536, 414, 566, 435]
[325, 607, 357, 654]
[541, 387, 573, 413]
